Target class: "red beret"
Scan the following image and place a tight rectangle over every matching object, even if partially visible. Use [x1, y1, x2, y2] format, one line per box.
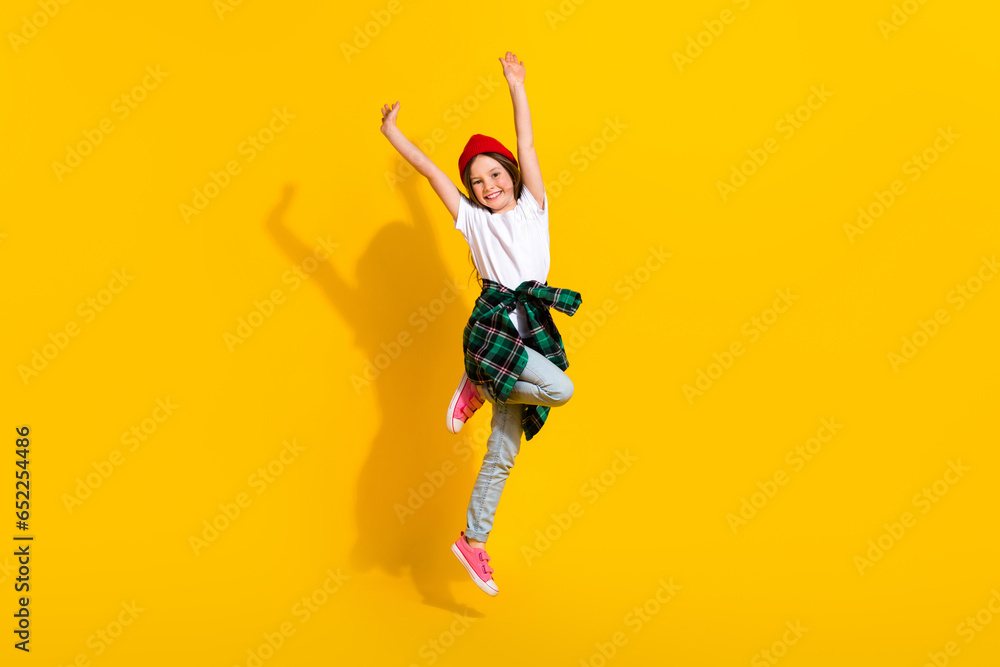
[458, 134, 517, 180]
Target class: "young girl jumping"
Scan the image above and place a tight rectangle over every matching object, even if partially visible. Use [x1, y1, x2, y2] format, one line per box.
[379, 51, 582, 597]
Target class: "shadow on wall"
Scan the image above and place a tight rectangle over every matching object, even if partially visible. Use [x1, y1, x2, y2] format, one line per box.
[263, 165, 487, 615]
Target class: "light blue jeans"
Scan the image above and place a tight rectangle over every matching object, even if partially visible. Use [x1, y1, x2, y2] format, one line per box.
[464, 346, 574, 543]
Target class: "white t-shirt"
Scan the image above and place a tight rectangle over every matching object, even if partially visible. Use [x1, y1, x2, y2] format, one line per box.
[454, 186, 550, 338]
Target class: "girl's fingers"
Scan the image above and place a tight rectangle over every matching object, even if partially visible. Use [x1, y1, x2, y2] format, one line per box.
[380, 101, 399, 123]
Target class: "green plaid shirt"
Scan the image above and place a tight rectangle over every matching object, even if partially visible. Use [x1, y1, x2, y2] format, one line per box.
[462, 278, 583, 441]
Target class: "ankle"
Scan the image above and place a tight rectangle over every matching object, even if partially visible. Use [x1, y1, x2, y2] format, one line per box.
[465, 536, 486, 550]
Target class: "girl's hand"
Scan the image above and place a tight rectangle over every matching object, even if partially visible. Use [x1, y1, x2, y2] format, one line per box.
[380, 100, 400, 133]
[498, 51, 525, 86]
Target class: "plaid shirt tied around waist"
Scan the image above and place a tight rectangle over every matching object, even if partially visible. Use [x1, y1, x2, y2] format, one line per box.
[462, 278, 582, 441]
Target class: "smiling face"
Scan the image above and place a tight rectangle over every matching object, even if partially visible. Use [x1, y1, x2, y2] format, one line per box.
[469, 155, 516, 213]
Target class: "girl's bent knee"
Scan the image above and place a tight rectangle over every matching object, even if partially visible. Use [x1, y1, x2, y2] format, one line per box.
[551, 376, 574, 406]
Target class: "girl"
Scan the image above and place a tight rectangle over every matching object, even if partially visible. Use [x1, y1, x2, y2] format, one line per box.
[379, 51, 582, 597]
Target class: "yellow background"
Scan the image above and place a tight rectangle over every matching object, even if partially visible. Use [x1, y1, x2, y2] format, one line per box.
[2, 0, 999, 664]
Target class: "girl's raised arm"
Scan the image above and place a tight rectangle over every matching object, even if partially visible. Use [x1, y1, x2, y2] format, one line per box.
[380, 101, 460, 221]
[499, 52, 545, 210]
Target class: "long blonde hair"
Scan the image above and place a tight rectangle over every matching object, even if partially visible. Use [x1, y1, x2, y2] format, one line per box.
[461, 152, 523, 290]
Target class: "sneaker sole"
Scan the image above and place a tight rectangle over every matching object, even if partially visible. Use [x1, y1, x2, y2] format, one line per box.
[446, 374, 469, 434]
[451, 543, 499, 596]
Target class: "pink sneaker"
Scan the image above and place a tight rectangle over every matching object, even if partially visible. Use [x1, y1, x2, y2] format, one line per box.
[451, 531, 499, 596]
[446, 372, 486, 434]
